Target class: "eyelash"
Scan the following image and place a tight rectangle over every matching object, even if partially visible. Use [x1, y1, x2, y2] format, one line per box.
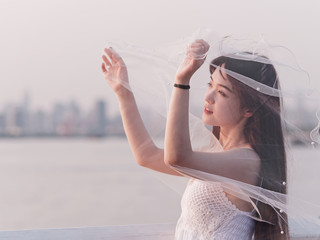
[218, 90, 226, 97]
[207, 82, 227, 97]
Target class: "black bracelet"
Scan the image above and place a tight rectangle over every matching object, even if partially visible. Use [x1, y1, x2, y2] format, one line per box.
[174, 83, 190, 90]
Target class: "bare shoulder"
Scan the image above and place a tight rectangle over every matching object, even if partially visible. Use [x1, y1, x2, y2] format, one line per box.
[224, 146, 261, 167]
[226, 146, 260, 161]
[221, 147, 261, 185]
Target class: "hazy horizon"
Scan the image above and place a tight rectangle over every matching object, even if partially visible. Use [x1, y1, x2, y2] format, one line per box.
[1, 0, 320, 114]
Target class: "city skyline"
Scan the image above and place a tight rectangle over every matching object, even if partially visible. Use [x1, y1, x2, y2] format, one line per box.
[0, 90, 318, 140]
[1, 1, 320, 116]
[0, 91, 125, 138]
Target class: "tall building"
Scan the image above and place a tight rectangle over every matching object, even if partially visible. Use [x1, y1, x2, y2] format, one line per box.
[87, 99, 107, 137]
[0, 113, 5, 135]
[97, 100, 107, 135]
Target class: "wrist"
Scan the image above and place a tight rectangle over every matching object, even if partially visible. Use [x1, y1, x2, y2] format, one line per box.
[175, 77, 191, 85]
[174, 83, 190, 90]
[116, 87, 133, 100]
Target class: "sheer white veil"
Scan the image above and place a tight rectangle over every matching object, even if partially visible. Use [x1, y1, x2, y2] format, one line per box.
[104, 29, 320, 238]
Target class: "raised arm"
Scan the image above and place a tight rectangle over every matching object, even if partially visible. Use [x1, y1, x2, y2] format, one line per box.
[101, 47, 181, 176]
[164, 40, 260, 184]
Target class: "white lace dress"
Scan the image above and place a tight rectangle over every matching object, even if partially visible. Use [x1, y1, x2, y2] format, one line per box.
[175, 179, 255, 240]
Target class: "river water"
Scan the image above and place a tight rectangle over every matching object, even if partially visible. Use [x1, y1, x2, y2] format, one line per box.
[0, 138, 319, 231]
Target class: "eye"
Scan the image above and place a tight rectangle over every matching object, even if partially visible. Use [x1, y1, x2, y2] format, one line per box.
[207, 77, 214, 88]
[218, 90, 227, 97]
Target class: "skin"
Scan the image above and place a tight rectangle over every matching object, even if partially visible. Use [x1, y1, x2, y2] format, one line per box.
[101, 48, 180, 176]
[203, 67, 253, 149]
[101, 41, 261, 211]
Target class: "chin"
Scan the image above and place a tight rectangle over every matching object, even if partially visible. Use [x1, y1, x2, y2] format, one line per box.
[202, 115, 215, 126]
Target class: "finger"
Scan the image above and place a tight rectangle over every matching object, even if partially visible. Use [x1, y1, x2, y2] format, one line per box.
[188, 45, 205, 55]
[108, 47, 125, 64]
[189, 46, 204, 53]
[189, 43, 209, 55]
[189, 42, 202, 48]
[190, 40, 210, 50]
[190, 42, 208, 49]
[202, 41, 210, 52]
[189, 39, 205, 47]
[101, 62, 107, 73]
[104, 48, 114, 64]
[102, 54, 112, 66]
[189, 46, 207, 55]
[193, 39, 203, 42]
[194, 39, 209, 45]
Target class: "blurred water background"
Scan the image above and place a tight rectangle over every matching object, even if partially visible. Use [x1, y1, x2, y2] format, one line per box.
[0, 137, 319, 231]
[0, 138, 182, 230]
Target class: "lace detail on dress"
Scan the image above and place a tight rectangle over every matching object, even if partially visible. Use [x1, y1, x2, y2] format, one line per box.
[175, 179, 255, 240]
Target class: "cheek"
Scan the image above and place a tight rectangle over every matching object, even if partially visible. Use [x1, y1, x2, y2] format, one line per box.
[217, 100, 242, 121]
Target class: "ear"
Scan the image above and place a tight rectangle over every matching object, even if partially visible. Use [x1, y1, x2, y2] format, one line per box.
[243, 109, 253, 118]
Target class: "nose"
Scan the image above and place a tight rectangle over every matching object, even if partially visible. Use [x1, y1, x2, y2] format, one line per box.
[204, 88, 216, 104]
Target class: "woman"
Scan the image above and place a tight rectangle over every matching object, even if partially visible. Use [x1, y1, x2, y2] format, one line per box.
[101, 39, 307, 239]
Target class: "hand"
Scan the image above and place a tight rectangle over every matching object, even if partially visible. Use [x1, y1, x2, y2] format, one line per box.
[101, 47, 130, 96]
[175, 39, 210, 83]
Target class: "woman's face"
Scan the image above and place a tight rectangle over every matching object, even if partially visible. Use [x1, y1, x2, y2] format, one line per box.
[202, 68, 246, 128]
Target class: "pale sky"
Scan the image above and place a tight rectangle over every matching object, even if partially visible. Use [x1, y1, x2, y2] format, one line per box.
[0, 0, 319, 114]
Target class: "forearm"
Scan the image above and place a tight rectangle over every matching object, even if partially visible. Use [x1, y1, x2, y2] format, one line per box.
[164, 39, 209, 165]
[102, 47, 165, 170]
[117, 90, 161, 166]
[164, 80, 193, 164]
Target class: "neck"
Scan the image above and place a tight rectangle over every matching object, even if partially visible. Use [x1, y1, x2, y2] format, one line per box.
[219, 122, 248, 150]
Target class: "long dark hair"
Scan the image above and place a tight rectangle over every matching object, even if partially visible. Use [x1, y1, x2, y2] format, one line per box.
[210, 56, 289, 240]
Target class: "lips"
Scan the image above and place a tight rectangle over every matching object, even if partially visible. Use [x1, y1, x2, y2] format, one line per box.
[204, 107, 213, 114]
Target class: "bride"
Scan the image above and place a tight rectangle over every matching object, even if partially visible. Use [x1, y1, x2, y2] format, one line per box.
[101, 36, 319, 239]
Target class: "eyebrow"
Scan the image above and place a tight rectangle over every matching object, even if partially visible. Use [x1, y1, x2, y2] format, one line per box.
[210, 75, 233, 93]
